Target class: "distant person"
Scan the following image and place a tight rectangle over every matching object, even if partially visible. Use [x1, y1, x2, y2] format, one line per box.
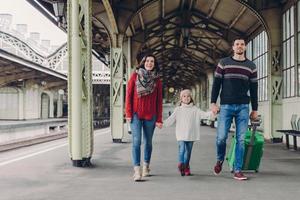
[210, 37, 258, 181]
[164, 89, 214, 176]
[125, 54, 163, 181]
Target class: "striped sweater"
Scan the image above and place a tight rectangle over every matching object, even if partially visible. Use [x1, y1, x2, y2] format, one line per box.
[211, 56, 258, 111]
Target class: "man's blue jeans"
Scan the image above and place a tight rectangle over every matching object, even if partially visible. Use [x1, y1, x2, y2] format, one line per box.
[216, 104, 249, 172]
[178, 141, 194, 165]
[130, 114, 156, 166]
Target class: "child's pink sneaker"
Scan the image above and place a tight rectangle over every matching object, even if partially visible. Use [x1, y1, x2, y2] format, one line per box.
[184, 165, 191, 176]
[177, 163, 185, 176]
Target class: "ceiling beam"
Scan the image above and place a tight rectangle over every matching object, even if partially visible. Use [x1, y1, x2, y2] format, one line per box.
[102, 0, 119, 34]
[0, 65, 16, 74]
[228, 6, 247, 28]
[138, 13, 145, 30]
[0, 71, 39, 86]
[189, 0, 196, 10]
[43, 81, 67, 90]
[161, 0, 165, 18]
[208, 0, 220, 19]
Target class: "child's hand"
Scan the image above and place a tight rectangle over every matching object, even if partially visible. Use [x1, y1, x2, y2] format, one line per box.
[156, 122, 163, 129]
[211, 111, 217, 120]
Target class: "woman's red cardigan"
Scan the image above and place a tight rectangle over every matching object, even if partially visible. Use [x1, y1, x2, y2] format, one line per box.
[125, 72, 163, 123]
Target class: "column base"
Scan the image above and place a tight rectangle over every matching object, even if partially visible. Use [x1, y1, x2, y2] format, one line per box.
[271, 137, 283, 143]
[71, 157, 92, 167]
[112, 139, 122, 143]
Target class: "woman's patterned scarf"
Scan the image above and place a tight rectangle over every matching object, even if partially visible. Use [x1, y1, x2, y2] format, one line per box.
[136, 68, 159, 97]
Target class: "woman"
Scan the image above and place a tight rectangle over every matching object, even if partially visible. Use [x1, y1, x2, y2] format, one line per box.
[125, 54, 163, 181]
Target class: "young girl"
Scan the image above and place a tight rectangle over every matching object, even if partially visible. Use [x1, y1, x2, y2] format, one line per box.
[164, 89, 214, 176]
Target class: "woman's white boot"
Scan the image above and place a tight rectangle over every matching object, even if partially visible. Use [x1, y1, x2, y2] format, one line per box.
[142, 162, 150, 177]
[133, 166, 142, 181]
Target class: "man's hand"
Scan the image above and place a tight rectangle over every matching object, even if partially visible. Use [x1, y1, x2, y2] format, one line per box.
[126, 118, 132, 123]
[156, 122, 163, 129]
[250, 111, 258, 120]
[211, 103, 220, 115]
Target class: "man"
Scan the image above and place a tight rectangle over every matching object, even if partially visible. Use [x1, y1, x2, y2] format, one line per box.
[210, 38, 258, 180]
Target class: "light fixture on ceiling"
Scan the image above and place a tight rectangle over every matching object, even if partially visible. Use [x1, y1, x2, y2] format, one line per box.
[180, 11, 193, 48]
[41, 81, 47, 86]
[168, 87, 174, 93]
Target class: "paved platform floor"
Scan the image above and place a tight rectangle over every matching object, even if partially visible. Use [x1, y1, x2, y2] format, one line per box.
[0, 126, 300, 200]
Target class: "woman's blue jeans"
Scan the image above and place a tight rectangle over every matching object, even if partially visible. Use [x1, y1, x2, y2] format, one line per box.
[178, 141, 194, 165]
[216, 104, 249, 172]
[130, 114, 156, 166]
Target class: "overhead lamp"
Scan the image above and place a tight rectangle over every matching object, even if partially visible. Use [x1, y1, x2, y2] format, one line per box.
[180, 11, 193, 48]
[53, 1, 65, 19]
[168, 87, 174, 93]
[58, 89, 64, 95]
[181, 26, 191, 38]
[41, 81, 47, 86]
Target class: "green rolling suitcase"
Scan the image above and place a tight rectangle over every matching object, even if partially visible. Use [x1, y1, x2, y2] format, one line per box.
[226, 120, 264, 172]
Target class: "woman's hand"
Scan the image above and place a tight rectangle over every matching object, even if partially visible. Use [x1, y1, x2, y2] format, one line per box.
[126, 118, 132, 123]
[156, 122, 163, 129]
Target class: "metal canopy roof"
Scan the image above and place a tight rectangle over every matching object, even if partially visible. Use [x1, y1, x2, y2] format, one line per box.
[0, 49, 67, 89]
[27, 0, 284, 89]
[123, 0, 263, 88]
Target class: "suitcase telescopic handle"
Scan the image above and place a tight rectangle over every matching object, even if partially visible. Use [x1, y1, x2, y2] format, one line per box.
[251, 118, 261, 128]
[244, 118, 261, 170]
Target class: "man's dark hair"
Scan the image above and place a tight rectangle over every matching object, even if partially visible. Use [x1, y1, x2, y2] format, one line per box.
[231, 37, 246, 46]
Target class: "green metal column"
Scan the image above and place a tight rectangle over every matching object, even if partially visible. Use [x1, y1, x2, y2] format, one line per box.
[68, 0, 93, 167]
[102, 0, 125, 142]
[261, 8, 283, 141]
[110, 36, 124, 143]
[195, 84, 200, 107]
[191, 87, 196, 104]
[200, 77, 207, 110]
[126, 36, 133, 82]
[207, 70, 214, 109]
[126, 36, 133, 135]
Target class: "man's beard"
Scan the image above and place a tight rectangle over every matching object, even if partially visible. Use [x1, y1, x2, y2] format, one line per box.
[236, 51, 244, 55]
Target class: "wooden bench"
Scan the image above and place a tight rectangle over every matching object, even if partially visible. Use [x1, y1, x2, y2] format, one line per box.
[277, 114, 300, 151]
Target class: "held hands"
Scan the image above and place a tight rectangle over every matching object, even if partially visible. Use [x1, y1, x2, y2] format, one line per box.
[210, 103, 220, 115]
[127, 118, 163, 129]
[156, 122, 163, 129]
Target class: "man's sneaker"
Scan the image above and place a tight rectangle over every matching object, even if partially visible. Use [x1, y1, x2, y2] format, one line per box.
[178, 163, 185, 176]
[233, 172, 248, 180]
[213, 161, 223, 175]
[184, 165, 191, 176]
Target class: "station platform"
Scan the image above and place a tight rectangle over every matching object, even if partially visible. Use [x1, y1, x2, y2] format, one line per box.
[0, 118, 67, 151]
[0, 125, 299, 200]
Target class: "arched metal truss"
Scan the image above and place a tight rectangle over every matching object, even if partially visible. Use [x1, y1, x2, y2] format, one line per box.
[0, 30, 110, 84]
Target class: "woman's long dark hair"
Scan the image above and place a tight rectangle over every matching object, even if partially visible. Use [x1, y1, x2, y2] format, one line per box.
[136, 54, 159, 72]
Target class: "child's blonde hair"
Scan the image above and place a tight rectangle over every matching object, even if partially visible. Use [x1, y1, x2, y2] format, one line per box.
[179, 89, 194, 105]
